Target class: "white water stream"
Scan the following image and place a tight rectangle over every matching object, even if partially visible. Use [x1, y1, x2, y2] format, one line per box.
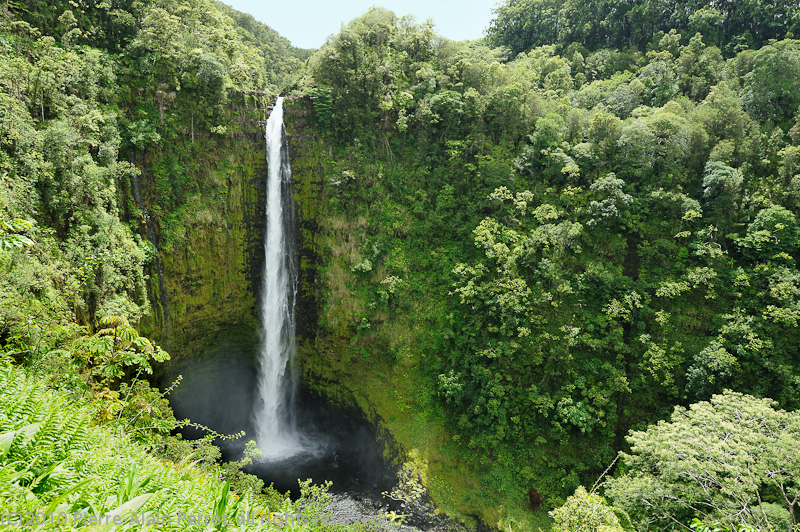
[253, 97, 302, 458]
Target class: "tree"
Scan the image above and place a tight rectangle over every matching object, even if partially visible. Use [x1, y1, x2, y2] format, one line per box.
[677, 33, 723, 100]
[701, 161, 742, 225]
[67, 315, 169, 420]
[128, 7, 184, 84]
[741, 42, 800, 128]
[587, 173, 633, 226]
[695, 82, 754, 155]
[71, 315, 169, 388]
[310, 8, 399, 144]
[550, 486, 626, 532]
[486, 0, 564, 57]
[487, 0, 800, 56]
[606, 391, 800, 531]
[738, 205, 800, 264]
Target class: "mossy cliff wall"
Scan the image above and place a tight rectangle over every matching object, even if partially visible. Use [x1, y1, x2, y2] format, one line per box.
[283, 93, 410, 472]
[282, 96, 341, 396]
[282, 95, 421, 508]
[283, 96, 524, 530]
[132, 93, 329, 368]
[133, 92, 275, 361]
[283, 96, 325, 344]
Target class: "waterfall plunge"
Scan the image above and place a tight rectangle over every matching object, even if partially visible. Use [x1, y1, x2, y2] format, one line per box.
[253, 97, 302, 459]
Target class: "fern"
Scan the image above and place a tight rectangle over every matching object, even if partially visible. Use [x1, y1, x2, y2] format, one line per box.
[0, 360, 340, 530]
[55, 410, 88, 454]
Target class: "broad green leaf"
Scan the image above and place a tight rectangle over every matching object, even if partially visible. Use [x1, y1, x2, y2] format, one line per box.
[96, 493, 153, 531]
[17, 423, 41, 443]
[0, 430, 15, 457]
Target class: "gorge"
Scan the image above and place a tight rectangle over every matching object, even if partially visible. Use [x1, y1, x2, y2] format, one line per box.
[159, 95, 434, 528]
[2, 1, 800, 531]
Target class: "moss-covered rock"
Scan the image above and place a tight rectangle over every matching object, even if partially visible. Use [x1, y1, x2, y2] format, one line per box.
[135, 92, 273, 362]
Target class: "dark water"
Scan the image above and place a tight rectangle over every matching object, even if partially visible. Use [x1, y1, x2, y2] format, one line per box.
[161, 326, 395, 499]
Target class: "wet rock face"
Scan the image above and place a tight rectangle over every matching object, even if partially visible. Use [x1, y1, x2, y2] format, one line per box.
[135, 93, 273, 363]
[282, 96, 326, 343]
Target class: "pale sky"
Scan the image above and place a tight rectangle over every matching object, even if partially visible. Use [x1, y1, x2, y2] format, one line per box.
[222, 0, 501, 49]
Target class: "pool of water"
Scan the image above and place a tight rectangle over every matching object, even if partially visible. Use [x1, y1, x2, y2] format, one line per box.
[161, 326, 394, 498]
[158, 327, 472, 532]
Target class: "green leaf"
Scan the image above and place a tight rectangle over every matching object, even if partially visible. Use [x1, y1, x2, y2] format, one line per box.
[0, 431, 16, 458]
[45, 478, 93, 515]
[17, 423, 41, 443]
[96, 492, 153, 531]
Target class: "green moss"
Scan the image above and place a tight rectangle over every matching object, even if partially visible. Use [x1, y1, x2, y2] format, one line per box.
[136, 93, 268, 362]
[283, 96, 550, 531]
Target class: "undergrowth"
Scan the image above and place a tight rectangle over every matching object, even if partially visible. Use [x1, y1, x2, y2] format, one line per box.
[0, 355, 359, 531]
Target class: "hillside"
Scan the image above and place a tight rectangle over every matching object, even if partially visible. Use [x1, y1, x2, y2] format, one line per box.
[0, 1, 326, 529]
[296, 5, 800, 529]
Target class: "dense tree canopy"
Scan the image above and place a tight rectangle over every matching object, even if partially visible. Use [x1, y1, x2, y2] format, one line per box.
[304, 4, 800, 523]
[607, 391, 800, 531]
[487, 0, 800, 57]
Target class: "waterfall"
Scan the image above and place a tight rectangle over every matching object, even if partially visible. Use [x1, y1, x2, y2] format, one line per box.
[253, 97, 302, 459]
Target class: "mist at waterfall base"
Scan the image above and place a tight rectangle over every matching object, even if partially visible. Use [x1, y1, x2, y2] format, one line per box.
[164, 327, 394, 499]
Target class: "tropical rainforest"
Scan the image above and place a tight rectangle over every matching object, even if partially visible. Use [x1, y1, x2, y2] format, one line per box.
[1, 0, 800, 530]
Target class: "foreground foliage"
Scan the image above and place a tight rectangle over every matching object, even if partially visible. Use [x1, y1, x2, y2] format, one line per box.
[0, 356, 344, 531]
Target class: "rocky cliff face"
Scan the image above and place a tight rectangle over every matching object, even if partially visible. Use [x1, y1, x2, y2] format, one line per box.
[134, 92, 273, 361]
[134, 94, 329, 365]
[284, 95, 413, 473]
[284, 96, 327, 344]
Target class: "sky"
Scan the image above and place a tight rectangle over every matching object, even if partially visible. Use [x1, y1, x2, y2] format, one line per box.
[221, 0, 501, 49]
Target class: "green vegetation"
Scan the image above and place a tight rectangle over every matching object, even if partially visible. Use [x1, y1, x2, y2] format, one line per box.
[3, 0, 800, 530]
[0, 0, 305, 353]
[606, 391, 800, 531]
[487, 0, 800, 56]
[550, 487, 624, 532]
[0, 354, 345, 531]
[295, 3, 800, 529]
[0, 1, 342, 529]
